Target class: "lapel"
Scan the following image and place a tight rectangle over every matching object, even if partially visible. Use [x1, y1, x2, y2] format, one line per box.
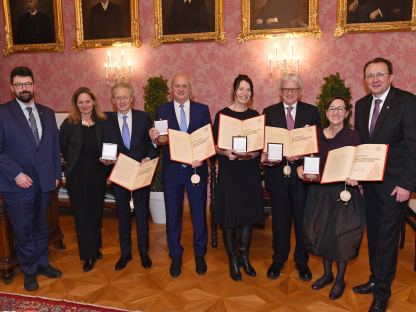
[111, 113, 124, 146]
[362, 95, 373, 141]
[36, 103, 46, 145]
[372, 87, 395, 138]
[130, 110, 140, 148]
[187, 101, 197, 133]
[169, 102, 180, 131]
[294, 102, 303, 128]
[274, 103, 287, 128]
[11, 100, 38, 146]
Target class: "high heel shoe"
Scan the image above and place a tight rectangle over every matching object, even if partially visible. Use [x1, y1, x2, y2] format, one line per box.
[311, 274, 334, 290]
[83, 259, 95, 272]
[329, 281, 345, 300]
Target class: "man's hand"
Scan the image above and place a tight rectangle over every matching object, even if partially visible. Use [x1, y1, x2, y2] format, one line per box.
[370, 9, 382, 20]
[191, 160, 203, 168]
[346, 178, 359, 186]
[15, 173, 33, 189]
[141, 157, 150, 164]
[100, 159, 116, 166]
[390, 186, 411, 202]
[287, 156, 300, 162]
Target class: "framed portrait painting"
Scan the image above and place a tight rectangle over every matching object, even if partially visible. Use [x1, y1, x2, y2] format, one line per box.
[238, 0, 321, 42]
[335, 0, 416, 36]
[2, 0, 64, 55]
[152, 0, 226, 46]
[74, 0, 140, 51]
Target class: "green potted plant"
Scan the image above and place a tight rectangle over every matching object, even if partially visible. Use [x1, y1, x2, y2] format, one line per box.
[143, 76, 169, 223]
[316, 72, 352, 127]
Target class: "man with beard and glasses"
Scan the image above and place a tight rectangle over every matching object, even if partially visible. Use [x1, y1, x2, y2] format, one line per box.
[0, 67, 61, 291]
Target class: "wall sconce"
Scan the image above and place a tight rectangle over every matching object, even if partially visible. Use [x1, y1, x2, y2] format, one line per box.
[104, 50, 132, 86]
[268, 41, 300, 80]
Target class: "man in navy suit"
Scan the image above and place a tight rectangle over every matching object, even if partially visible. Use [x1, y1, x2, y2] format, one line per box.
[0, 66, 61, 291]
[352, 57, 416, 312]
[149, 74, 211, 277]
[103, 82, 157, 271]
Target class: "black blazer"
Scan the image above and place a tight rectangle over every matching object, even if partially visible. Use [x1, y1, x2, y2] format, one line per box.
[59, 118, 105, 177]
[103, 110, 157, 162]
[354, 86, 416, 191]
[262, 101, 321, 187]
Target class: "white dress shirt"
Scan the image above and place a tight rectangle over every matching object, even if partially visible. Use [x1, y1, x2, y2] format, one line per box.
[117, 109, 132, 140]
[368, 87, 390, 132]
[174, 99, 190, 129]
[283, 102, 298, 121]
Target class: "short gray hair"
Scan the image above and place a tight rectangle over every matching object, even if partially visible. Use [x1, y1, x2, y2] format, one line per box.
[278, 73, 304, 90]
[111, 82, 135, 100]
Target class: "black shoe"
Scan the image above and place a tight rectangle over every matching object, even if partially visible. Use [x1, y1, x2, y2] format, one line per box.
[228, 256, 242, 282]
[170, 257, 182, 277]
[115, 254, 132, 271]
[37, 265, 62, 278]
[353, 280, 375, 294]
[83, 259, 95, 272]
[240, 256, 256, 277]
[295, 264, 312, 281]
[97, 251, 103, 260]
[329, 281, 345, 300]
[24, 274, 39, 291]
[312, 274, 334, 290]
[369, 299, 388, 312]
[195, 255, 207, 275]
[267, 262, 283, 280]
[140, 253, 152, 269]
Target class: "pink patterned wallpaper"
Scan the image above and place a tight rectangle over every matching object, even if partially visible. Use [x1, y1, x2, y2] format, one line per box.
[0, 1, 415, 117]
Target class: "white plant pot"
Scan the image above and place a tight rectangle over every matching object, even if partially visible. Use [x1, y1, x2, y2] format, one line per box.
[149, 191, 166, 224]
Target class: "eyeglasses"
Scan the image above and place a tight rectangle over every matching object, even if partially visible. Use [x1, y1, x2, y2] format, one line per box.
[365, 72, 390, 80]
[13, 82, 33, 89]
[327, 106, 347, 113]
[281, 88, 300, 93]
[114, 96, 131, 102]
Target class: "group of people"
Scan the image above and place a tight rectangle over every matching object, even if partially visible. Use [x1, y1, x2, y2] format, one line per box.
[0, 57, 415, 312]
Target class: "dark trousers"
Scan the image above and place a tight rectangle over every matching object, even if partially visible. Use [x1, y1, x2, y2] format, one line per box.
[364, 183, 407, 301]
[163, 167, 208, 258]
[2, 182, 50, 275]
[269, 172, 309, 266]
[113, 185, 150, 256]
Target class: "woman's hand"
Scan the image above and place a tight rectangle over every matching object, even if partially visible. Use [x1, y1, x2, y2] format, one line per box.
[296, 166, 304, 179]
[149, 128, 159, 143]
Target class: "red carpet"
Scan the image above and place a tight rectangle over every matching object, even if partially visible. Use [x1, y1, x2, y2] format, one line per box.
[0, 292, 129, 311]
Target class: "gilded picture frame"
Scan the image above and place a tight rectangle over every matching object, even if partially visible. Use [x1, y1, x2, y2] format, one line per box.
[74, 0, 141, 51]
[238, 0, 321, 42]
[152, 0, 226, 46]
[2, 0, 64, 55]
[335, 0, 416, 37]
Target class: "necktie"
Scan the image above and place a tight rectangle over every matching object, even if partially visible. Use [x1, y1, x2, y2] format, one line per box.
[122, 115, 131, 149]
[26, 107, 40, 145]
[286, 106, 295, 130]
[179, 104, 187, 132]
[369, 99, 382, 136]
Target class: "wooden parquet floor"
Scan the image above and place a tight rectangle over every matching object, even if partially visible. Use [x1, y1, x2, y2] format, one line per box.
[0, 208, 415, 312]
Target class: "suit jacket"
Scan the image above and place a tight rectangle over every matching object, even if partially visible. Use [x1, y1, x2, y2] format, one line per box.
[59, 118, 105, 177]
[262, 101, 321, 187]
[354, 86, 416, 191]
[0, 100, 61, 192]
[103, 110, 157, 162]
[156, 100, 211, 181]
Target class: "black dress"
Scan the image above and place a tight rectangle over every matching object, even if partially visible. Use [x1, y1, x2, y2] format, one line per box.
[63, 124, 107, 261]
[303, 127, 364, 262]
[213, 107, 264, 228]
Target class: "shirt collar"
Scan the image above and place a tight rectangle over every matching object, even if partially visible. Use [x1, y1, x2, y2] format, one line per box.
[174, 99, 190, 109]
[283, 102, 297, 110]
[117, 109, 132, 119]
[16, 98, 35, 110]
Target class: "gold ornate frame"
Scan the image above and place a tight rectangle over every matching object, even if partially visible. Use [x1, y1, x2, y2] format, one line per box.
[2, 0, 64, 55]
[238, 0, 321, 42]
[335, 0, 416, 36]
[152, 0, 226, 46]
[74, 0, 141, 51]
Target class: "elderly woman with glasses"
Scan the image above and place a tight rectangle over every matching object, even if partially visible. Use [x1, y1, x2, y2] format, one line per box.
[297, 96, 364, 300]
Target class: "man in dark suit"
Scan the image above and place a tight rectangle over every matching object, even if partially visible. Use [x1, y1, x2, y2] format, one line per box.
[165, 0, 213, 34]
[88, 0, 125, 39]
[149, 74, 211, 277]
[262, 73, 320, 281]
[0, 66, 61, 291]
[15, 0, 55, 44]
[352, 58, 416, 312]
[103, 82, 157, 271]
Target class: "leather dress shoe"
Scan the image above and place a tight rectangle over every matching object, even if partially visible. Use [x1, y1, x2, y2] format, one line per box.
[311, 274, 334, 290]
[353, 280, 375, 294]
[295, 264, 312, 281]
[267, 262, 283, 279]
[115, 254, 132, 271]
[369, 299, 388, 312]
[195, 255, 207, 275]
[37, 265, 62, 278]
[83, 259, 95, 272]
[329, 281, 345, 300]
[140, 253, 152, 269]
[170, 257, 182, 277]
[24, 274, 39, 291]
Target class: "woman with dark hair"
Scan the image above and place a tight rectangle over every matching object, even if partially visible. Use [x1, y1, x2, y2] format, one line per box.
[60, 87, 108, 272]
[297, 96, 364, 299]
[213, 74, 264, 281]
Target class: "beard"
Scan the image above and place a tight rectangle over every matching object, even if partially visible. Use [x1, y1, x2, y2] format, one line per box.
[16, 90, 33, 103]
